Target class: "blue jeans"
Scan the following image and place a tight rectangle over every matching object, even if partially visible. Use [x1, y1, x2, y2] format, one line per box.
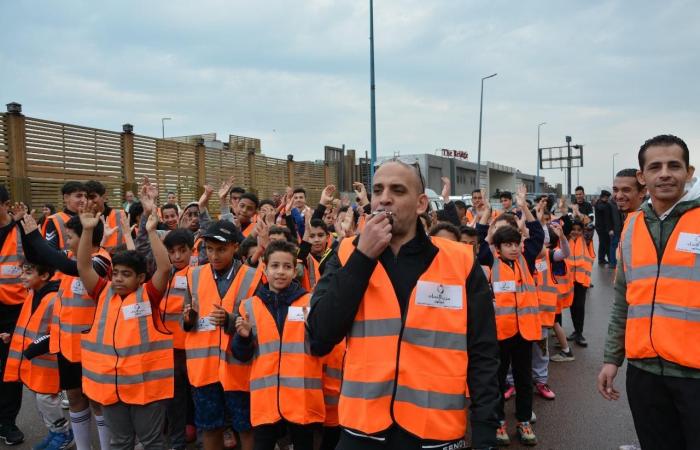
[609, 234, 620, 267]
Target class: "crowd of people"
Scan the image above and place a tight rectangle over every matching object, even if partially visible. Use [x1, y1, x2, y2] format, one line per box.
[0, 133, 696, 450]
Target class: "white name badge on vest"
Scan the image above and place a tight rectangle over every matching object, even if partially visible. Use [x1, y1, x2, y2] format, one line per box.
[71, 279, 87, 295]
[492, 280, 517, 293]
[122, 301, 153, 320]
[173, 276, 187, 290]
[415, 281, 463, 309]
[1, 265, 21, 277]
[676, 232, 700, 254]
[197, 317, 217, 332]
[287, 306, 306, 322]
[535, 261, 548, 273]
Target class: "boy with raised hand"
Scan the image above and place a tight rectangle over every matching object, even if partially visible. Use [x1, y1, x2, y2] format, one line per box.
[232, 240, 325, 450]
[182, 220, 256, 450]
[2, 261, 74, 450]
[18, 209, 112, 450]
[77, 207, 174, 450]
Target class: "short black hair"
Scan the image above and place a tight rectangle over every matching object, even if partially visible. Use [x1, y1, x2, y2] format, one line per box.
[112, 250, 147, 275]
[435, 210, 451, 223]
[571, 219, 585, 230]
[639, 134, 690, 170]
[616, 168, 644, 191]
[259, 199, 275, 210]
[263, 239, 298, 263]
[239, 193, 259, 208]
[167, 191, 176, 196]
[161, 203, 179, 216]
[471, 189, 482, 195]
[66, 215, 104, 246]
[459, 225, 478, 237]
[230, 187, 246, 196]
[293, 187, 306, 196]
[492, 225, 522, 248]
[21, 259, 56, 279]
[493, 212, 518, 229]
[163, 228, 194, 250]
[129, 202, 144, 226]
[84, 180, 106, 197]
[454, 200, 467, 209]
[238, 236, 258, 259]
[0, 185, 9, 203]
[309, 218, 328, 234]
[499, 191, 512, 200]
[62, 181, 86, 196]
[429, 223, 461, 241]
[269, 225, 295, 243]
[575, 186, 585, 193]
[44, 204, 56, 215]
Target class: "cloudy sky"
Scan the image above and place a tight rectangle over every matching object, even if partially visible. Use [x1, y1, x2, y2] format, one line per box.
[2, 0, 698, 192]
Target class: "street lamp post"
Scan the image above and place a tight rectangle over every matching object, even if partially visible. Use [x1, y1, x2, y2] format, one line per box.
[476, 73, 497, 190]
[369, 0, 377, 180]
[537, 122, 546, 193]
[612, 152, 620, 180]
[161, 117, 171, 139]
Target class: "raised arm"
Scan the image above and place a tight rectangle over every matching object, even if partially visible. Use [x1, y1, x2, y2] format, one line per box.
[146, 212, 172, 293]
[77, 208, 102, 295]
[516, 184, 536, 223]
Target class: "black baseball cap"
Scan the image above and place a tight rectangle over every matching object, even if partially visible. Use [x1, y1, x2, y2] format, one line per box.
[201, 220, 244, 243]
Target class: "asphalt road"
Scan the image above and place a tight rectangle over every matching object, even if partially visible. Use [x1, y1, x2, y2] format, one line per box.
[502, 262, 639, 450]
[9, 261, 640, 450]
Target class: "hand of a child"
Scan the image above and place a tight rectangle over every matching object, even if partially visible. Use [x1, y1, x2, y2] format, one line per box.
[0, 332, 11, 344]
[210, 304, 228, 327]
[235, 316, 252, 338]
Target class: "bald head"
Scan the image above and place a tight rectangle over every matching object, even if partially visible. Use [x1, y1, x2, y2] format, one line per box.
[375, 160, 424, 195]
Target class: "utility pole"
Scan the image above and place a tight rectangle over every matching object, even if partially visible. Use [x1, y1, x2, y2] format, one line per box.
[369, 0, 377, 180]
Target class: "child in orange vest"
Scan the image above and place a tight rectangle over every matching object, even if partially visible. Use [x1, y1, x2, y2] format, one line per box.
[233, 240, 329, 450]
[77, 207, 174, 450]
[566, 220, 595, 347]
[1, 261, 74, 450]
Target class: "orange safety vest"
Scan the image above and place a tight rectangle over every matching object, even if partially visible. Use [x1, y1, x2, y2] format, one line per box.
[102, 209, 127, 254]
[41, 212, 72, 251]
[620, 209, 700, 368]
[185, 263, 261, 390]
[321, 340, 345, 427]
[356, 215, 366, 233]
[241, 215, 258, 238]
[50, 248, 112, 363]
[190, 237, 203, 267]
[534, 256, 558, 327]
[336, 237, 472, 441]
[0, 225, 25, 305]
[566, 237, 595, 287]
[3, 290, 60, 394]
[242, 293, 325, 426]
[491, 255, 542, 341]
[301, 254, 321, 292]
[554, 250, 573, 313]
[81, 285, 174, 405]
[160, 266, 190, 350]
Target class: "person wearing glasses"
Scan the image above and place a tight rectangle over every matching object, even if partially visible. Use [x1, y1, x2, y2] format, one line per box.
[308, 160, 500, 450]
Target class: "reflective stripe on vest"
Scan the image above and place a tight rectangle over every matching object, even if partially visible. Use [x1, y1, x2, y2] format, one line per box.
[336, 236, 471, 441]
[245, 294, 325, 426]
[103, 209, 126, 253]
[0, 226, 25, 305]
[566, 237, 594, 287]
[81, 286, 173, 405]
[185, 264, 257, 390]
[491, 255, 542, 341]
[322, 341, 344, 426]
[620, 209, 700, 368]
[535, 257, 558, 327]
[50, 250, 111, 363]
[3, 290, 60, 394]
[160, 266, 190, 350]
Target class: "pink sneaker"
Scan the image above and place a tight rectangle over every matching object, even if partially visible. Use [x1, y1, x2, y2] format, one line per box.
[504, 385, 516, 400]
[535, 382, 556, 400]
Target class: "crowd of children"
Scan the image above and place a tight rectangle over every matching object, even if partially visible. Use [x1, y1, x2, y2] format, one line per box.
[0, 174, 595, 449]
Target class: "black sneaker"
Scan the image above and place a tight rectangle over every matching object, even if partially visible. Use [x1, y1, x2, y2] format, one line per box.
[0, 423, 25, 446]
[575, 334, 588, 347]
[567, 332, 578, 341]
